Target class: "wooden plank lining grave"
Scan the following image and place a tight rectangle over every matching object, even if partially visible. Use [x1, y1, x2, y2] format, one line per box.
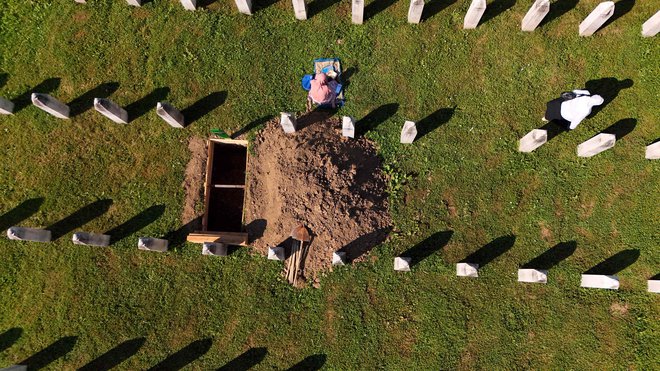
[187, 138, 249, 246]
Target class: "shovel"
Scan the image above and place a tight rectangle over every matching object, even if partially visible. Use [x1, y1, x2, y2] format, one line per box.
[290, 224, 311, 285]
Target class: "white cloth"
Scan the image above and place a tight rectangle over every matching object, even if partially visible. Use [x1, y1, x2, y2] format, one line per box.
[561, 90, 604, 129]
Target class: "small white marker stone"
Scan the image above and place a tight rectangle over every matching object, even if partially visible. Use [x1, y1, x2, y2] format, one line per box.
[75, 0, 86, 3]
[352, 0, 364, 24]
[394, 257, 411, 272]
[202, 242, 228, 256]
[0, 97, 14, 115]
[156, 102, 185, 128]
[292, 0, 308, 20]
[463, 0, 487, 29]
[234, 0, 252, 14]
[456, 262, 479, 277]
[518, 268, 548, 283]
[645, 141, 660, 160]
[332, 251, 346, 266]
[518, 129, 548, 152]
[94, 98, 129, 124]
[126, 0, 142, 6]
[521, 0, 550, 31]
[31, 93, 70, 119]
[642, 11, 660, 37]
[579, 1, 615, 36]
[138, 237, 168, 252]
[342, 116, 355, 138]
[577, 133, 616, 157]
[580, 274, 619, 290]
[400, 121, 417, 144]
[72, 232, 111, 247]
[280, 112, 297, 133]
[648, 280, 660, 293]
[268, 246, 285, 261]
[180, 0, 196, 10]
[407, 0, 425, 24]
[7, 227, 52, 243]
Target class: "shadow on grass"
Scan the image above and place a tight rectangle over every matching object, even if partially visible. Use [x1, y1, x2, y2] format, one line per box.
[181, 91, 227, 126]
[0, 198, 44, 231]
[540, 0, 578, 27]
[338, 226, 392, 262]
[105, 205, 166, 245]
[416, 106, 455, 140]
[400, 230, 453, 268]
[460, 235, 516, 267]
[356, 103, 399, 136]
[584, 249, 639, 275]
[601, 118, 636, 140]
[364, 0, 397, 22]
[584, 77, 633, 117]
[12, 78, 61, 113]
[308, 0, 341, 18]
[165, 216, 202, 249]
[521, 241, 576, 270]
[601, 0, 635, 31]
[125, 87, 170, 123]
[19, 336, 78, 370]
[539, 120, 569, 141]
[79, 338, 146, 371]
[342, 66, 357, 90]
[47, 199, 113, 241]
[422, 0, 458, 21]
[253, 0, 282, 12]
[232, 115, 272, 139]
[480, 0, 516, 25]
[287, 354, 327, 371]
[217, 347, 268, 371]
[68, 82, 120, 117]
[0, 327, 23, 353]
[0, 73, 8, 89]
[197, 0, 219, 7]
[147, 338, 213, 371]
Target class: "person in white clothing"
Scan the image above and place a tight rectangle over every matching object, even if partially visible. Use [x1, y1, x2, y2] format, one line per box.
[543, 90, 604, 130]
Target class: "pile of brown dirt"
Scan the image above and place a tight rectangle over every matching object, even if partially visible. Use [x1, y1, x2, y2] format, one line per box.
[245, 113, 392, 287]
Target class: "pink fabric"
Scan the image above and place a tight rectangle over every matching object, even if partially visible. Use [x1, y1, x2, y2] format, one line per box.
[308, 73, 337, 104]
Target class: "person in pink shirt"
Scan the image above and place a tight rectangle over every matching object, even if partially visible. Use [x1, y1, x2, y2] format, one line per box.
[307, 72, 339, 110]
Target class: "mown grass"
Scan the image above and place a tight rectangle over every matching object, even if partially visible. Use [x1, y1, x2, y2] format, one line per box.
[0, 0, 658, 369]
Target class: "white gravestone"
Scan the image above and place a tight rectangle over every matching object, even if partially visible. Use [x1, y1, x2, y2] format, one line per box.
[646, 141, 660, 160]
[342, 116, 355, 138]
[280, 112, 297, 133]
[126, 0, 142, 6]
[518, 129, 548, 152]
[156, 102, 185, 128]
[518, 268, 548, 283]
[400, 121, 417, 144]
[648, 280, 660, 293]
[235, 0, 252, 15]
[7, 227, 52, 243]
[138, 237, 168, 252]
[72, 232, 111, 247]
[521, 0, 550, 32]
[1, 366, 28, 371]
[75, 0, 86, 3]
[456, 262, 479, 277]
[408, 0, 425, 24]
[202, 242, 228, 256]
[268, 246, 285, 261]
[94, 98, 129, 124]
[577, 133, 615, 157]
[463, 0, 487, 29]
[0, 97, 14, 115]
[581, 274, 619, 289]
[332, 251, 346, 266]
[642, 11, 660, 37]
[352, 0, 364, 24]
[394, 257, 411, 272]
[31, 93, 70, 119]
[579, 2, 615, 36]
[292, 0, 308, 20]
[181, 0, 196, 10]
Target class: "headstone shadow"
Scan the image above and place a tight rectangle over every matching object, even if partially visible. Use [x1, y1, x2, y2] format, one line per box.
[651, 273, 660, 280]
[147, 338, 213, 371]
[539, 120, 568, 141]
[197, 0, 219, 7]
[47, 199, 113, 241]
[480, 0, 517, 25]
[356, 103, 399, 136]
[0, 198, 44, 231]
[601, 118, 636, 140]
[79, 337, 146, 371]
[338, 226, 392, 262]
[422, 0, 458, 21]
[584, 77, 633, 117]
[246, 219, 267, 243]
[308, 0, 342, 18]
[165, 216, 203, 249]
[68, 82, 120, 117]
[400, 230, 454, 268]
[125, 87, 170, 123]
[601, 0, 635, 30]
[416, 106, 455, 140]
[364, 0, 397, 22]
[0, 73, 8, 89]
[12, 78, 61, 113]
[232, 115, 273, 139]
[105, 205, 166, 245]
[217, 347, 268, 371]
[584, 249, 640, 275]
[286, 354, 327, 371]
[521, 241, 576, 270]
[181, 91, 227, 126]
[0, 327, 23, 353]
[540, 0, 578, 27]
[19, 336, 78, 370]
[253, 0, 282, 12]
[460, 234, 516, 267]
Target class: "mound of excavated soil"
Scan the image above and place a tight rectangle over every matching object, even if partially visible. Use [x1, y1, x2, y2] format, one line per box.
[245, 113, 391, 287]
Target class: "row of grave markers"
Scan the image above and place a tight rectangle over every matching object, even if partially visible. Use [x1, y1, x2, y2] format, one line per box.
[73, 0, 660, 37]
[0, 93, 187, 128]
[279, 112, 660, 160]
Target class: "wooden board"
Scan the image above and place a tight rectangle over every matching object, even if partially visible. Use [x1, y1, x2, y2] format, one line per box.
[187, 231, 249, 246]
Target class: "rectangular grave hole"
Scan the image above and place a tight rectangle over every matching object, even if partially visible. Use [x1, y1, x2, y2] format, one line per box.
[210, 142, 247, 185]
[207, 187, 245, 233]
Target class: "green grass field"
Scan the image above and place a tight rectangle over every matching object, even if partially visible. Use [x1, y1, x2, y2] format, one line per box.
[0, 0, 658, 369]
